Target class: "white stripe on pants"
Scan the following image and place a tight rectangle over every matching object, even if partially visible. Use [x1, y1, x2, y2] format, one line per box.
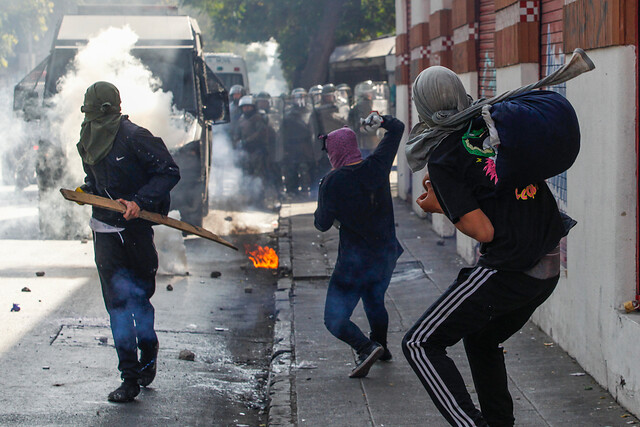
[404, 266, 497, 426]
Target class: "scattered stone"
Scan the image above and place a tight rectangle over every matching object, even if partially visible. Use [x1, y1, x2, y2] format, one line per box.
[224, 216, 233, 222]
[244, 287, 253, 293]
[96, 336, 108, 345]
[178, 349, 195, 361]
[296, 361, 318, 369]
[436, 239, 445, 246]
[21, 287, 31, 292]
[210, 271, 221, 278]
[10, 303, 20, 312]
[166, 284, 173, 291]
[35, 271, 45, 277]
[81, 239, 88, 244]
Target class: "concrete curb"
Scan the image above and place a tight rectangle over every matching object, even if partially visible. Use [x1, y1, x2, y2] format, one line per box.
[267, 213, 296, 427]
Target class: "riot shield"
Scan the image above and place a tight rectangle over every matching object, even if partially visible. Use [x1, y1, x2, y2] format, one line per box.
[349, 81, 391, 155]
[264, 96, 284, 164]
[282, 93, 317, 193]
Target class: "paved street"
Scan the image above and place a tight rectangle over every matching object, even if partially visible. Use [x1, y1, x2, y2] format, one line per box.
[2, 183, 640, 427]
[270, 198, 640, 427]
[0, 185, 279, 426]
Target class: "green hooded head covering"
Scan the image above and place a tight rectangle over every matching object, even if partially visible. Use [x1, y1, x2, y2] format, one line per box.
[77, 81, 123, 165]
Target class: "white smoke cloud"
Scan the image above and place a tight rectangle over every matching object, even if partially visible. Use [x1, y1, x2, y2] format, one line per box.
[49, 26, 191, 183]
[246, 40, 288, 96]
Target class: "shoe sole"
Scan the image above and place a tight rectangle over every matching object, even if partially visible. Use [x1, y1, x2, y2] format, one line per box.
[349, 346, 384, 378]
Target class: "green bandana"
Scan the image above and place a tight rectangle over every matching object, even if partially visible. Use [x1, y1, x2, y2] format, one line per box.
[77, 81, 123, 165]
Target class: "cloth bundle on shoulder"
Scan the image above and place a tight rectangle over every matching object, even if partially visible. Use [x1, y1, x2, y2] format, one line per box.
[489, 90, 580, 190]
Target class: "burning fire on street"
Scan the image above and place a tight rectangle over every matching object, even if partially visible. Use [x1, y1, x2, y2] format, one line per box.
[244, 244, 279, 269]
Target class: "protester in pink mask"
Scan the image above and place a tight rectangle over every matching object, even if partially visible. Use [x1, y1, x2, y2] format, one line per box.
[314, 114, 405, 379]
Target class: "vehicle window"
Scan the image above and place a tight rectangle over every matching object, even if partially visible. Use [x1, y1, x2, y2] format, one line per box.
[44, 48, 196, 114]
[217, 73, 245, 92]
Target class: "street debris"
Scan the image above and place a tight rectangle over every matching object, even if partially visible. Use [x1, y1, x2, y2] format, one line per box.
[10, 303, 20, 312]
[42, 366, 50, 370]
[296, 361, 318, 370]
[544, 342, 554, 347]
[96, 336, 108, 345]
[244, 287, 253, 293]
[570, 372, 586, 376]
[622, 300, 639, 313]
[21, 287, 31, 292]
[225, 216, 233, 221]
[215, 327, 229, 332]
[35, 271, 45, 277]
[166, 284, 173, 291]
[81, 239, 88, 244]
[178, 349, 195, 361]
[211, 271, 222, 278]
[436, 239, 445, 246]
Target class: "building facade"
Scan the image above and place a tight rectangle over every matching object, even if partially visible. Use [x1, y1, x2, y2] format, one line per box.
[394, 0, 640, 417]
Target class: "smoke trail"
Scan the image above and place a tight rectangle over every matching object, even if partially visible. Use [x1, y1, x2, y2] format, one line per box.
[155, 210, 188, 275]
[209, 127, 268, 210]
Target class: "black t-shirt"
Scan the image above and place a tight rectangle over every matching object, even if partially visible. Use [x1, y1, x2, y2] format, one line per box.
[428, 118, 566, 271]
[314, 118, 405, 277]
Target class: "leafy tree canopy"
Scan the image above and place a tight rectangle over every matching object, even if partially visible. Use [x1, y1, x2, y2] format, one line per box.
[0, 0, 53, 68]
[183, 0, 395, 88]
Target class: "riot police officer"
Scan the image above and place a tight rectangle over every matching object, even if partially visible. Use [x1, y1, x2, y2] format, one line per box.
[233, 95, 268, 182]
[228, 85, 247, 138]
[349, 80, 377, 158]
[282, 88, 315, 195]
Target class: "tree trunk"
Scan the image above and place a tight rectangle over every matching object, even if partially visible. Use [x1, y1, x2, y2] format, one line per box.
[295, 0, 348, 88]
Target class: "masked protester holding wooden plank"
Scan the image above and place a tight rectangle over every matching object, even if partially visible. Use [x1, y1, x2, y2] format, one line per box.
[402, 66, 580, 426]
[314, 116, 404, 379]
[76, 81, 180, 403]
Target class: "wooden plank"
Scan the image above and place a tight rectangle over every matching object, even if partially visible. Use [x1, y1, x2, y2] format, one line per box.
[563, 0, 626, 51]
[59, 189, 238, 250]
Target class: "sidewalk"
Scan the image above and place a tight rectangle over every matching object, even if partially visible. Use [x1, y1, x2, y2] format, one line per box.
[269, 198, 639, 427]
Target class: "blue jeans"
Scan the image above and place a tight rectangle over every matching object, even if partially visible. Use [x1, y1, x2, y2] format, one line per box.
[323, 262, 394, 354]
[94, 226, 159, 380]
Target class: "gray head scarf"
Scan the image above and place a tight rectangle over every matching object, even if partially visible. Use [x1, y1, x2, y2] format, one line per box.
[405, 66, 472, 172]
[405, 49, 597, 172]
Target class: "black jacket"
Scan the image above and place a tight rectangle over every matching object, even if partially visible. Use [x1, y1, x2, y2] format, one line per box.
[82, 117, 181, 228]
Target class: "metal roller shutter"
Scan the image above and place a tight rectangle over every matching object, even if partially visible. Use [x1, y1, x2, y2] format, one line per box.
[540, 0, 565, 86]
[477, 0, 496, 98]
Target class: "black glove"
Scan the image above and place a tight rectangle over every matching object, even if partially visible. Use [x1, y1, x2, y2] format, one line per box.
[380, 115, 396, 130]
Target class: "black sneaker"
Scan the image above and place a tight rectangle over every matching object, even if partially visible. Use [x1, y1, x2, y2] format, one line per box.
[108, 380, 140, 403]
[378, 347, 392, 362]
[138, 342, 158, 387]
[350, 342, 384, 378]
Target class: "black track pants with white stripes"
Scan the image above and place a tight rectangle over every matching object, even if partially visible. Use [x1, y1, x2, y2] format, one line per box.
[402, 266, 559, 427]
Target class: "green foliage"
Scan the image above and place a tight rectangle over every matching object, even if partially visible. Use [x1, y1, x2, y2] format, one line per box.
[184, 0, 395, 86]
[0, 0, 53, 67]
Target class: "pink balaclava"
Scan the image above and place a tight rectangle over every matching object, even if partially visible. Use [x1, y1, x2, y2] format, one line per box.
[325, 126, 362, 169]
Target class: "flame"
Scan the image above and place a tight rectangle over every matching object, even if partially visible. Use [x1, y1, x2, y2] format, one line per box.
[244, 244, 279, 269]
